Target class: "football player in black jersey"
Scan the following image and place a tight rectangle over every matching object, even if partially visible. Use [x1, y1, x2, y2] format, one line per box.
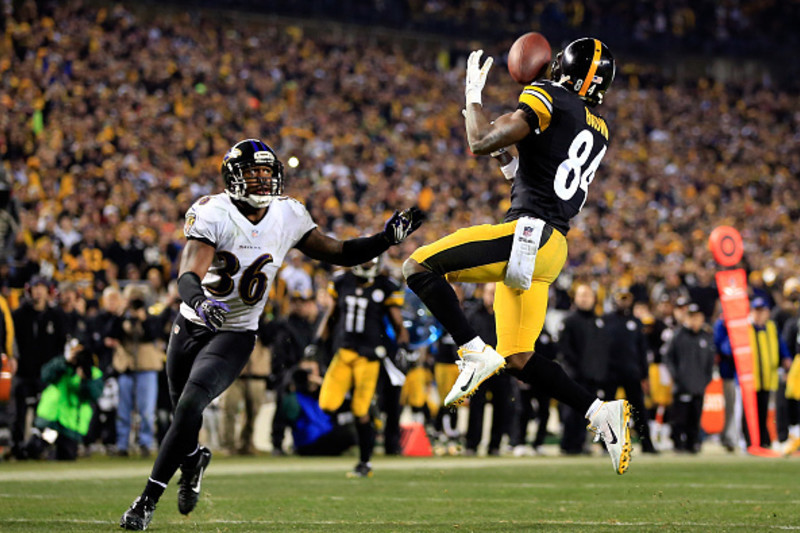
[120, 140, 424, 530]
[311, 256, 409, 477]
[403, 38, 633, 474]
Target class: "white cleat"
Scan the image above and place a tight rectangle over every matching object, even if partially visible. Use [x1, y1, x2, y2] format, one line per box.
[444, 345, 505, 407]
[588, 400, 633, 475]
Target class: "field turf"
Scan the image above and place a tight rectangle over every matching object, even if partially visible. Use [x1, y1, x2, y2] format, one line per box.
[0, 451, 798, 532]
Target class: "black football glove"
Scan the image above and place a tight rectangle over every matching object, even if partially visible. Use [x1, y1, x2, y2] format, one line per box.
[195, 298, 230, 332]
[395, 344, 419, 374]
[383, 206, 426, 245]
[303, 342, 321, 361]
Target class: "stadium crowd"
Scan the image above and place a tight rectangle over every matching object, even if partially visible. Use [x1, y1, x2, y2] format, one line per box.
[0, 1, 799, 460]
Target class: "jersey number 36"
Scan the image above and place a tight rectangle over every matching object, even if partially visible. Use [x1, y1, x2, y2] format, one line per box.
[207, 252, 273, 306]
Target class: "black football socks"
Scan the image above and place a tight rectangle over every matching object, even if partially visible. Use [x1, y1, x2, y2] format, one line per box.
[508, 352, 595, 414]
[356, 420, 375, 464]
[406, 271, 477, 346]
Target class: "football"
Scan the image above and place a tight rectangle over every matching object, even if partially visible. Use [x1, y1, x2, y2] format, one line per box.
[507, 32, 552, 85]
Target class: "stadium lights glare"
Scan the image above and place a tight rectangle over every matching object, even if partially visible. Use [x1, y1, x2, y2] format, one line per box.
[288, 156, 299, 168]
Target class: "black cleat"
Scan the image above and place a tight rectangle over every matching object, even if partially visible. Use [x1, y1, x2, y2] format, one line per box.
[346, 461, 373, 478]
[120, 496, 156, 530]
[177, 446, 212, 515]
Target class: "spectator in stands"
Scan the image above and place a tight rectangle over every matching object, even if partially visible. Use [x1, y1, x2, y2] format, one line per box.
[0, 167, 20, 259]
[664, 303, 715, 453]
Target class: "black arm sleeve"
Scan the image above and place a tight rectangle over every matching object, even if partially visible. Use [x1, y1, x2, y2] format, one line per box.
[338, 233, 391, 267]
[178, 272, 206, 309]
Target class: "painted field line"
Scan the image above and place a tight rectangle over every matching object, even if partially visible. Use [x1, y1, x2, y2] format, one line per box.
[2, 518, 799, 530]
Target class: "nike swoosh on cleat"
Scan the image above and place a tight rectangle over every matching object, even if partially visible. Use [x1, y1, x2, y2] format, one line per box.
[606, 423, 618, 444]
[192, 467, 205, 494]
[460, 369, 476, 391]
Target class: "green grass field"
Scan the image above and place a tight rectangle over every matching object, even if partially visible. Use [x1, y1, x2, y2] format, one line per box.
[1, 451, 799, 532]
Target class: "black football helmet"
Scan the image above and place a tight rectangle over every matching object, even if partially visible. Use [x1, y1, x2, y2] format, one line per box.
[550, 38, 615, 107]
[221, 139, 285, 208]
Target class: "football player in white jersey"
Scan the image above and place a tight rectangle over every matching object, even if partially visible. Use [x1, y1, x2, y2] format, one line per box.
[121, 139, 425, 531]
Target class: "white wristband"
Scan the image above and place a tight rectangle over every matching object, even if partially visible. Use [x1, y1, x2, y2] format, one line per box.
[465, 88, 482, 107]
[500, 156, 519, 180]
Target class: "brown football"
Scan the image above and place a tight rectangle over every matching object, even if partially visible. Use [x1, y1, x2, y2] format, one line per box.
[507, 32, 552, 85]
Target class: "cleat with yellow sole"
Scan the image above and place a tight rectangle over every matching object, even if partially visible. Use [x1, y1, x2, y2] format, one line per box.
[588, 400, 633, 475]
[444, 345, 506, 407]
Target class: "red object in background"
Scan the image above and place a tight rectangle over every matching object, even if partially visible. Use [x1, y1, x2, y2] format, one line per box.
[709, 225, 744, 267]
[400, 423, 433, 457]
[700, 377, 724, 435]
[0, 354, 11, 402]
[712, 226, 780, 457]
[507, 32, 552, 85]
[711, 226, 779, 456]
[714, 268, 772, 455]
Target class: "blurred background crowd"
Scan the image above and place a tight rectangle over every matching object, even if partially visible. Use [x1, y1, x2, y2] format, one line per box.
[0, 0, 798, 460]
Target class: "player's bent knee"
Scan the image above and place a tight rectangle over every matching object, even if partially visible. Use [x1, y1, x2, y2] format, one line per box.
[402, 257, 424, 280]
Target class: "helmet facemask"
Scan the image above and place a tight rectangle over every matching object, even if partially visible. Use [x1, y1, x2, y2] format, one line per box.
[225, 163, 284, 208]
[353, 256, 381, 280]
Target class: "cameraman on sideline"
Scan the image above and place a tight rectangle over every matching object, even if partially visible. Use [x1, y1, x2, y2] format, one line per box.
[27, 338, 103, 460]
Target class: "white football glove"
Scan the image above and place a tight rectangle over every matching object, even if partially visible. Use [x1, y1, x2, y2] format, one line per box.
[465, 49, 493, 106]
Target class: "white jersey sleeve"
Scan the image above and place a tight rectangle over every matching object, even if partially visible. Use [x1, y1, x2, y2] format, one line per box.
[184, 195, 225, 246]
[282, 197, 317, 247]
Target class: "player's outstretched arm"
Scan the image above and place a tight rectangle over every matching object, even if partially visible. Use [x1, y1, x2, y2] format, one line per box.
[295, 207, 425, 267]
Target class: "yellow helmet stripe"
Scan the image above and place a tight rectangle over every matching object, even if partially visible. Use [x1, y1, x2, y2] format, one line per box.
[578, 38, 603, 97]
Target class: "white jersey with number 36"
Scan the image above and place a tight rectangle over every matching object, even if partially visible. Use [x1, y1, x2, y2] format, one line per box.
[179, 193, 317, 331]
